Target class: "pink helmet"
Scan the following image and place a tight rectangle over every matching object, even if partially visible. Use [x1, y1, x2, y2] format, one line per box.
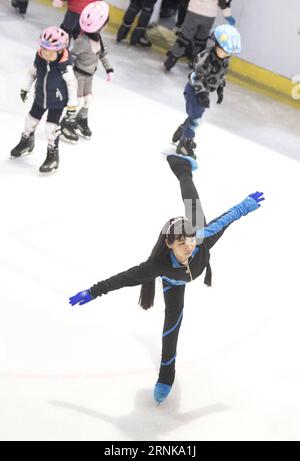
[80, 1, 110, 34]
[39, 27, 69, 51]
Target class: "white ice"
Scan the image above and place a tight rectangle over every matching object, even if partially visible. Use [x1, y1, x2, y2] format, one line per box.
[1, 0, 300, 442]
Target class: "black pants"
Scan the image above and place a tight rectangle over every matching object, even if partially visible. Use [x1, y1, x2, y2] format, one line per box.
[158, 157, 206, 386]
[30, 102, 64, 125]
[61, 10, 81, 40]
[30, 102, 64, 147]
[12, 0, 29, 14]
[167, 155, 206, 229]
[159, 282, 185, 386]
[123, 0, 157, 29]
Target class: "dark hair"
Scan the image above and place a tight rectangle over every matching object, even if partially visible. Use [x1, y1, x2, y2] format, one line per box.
[139, 217, 196, 310]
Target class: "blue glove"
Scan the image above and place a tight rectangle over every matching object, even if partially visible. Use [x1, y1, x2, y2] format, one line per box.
[69, 290, 94, 307]
[240, 191, 265, 215]
[226, 16, 236, 26]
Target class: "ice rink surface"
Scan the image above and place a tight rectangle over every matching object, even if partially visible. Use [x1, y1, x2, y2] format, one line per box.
[1, 0, 300, 441]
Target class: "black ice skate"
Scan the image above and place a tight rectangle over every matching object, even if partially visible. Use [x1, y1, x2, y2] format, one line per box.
[39, 146, 59, 174]
[11, 133, 35, 158]
[130, 29, 152, 47]
[176, 137, 197, 159]
[12, 0, 28, 16]
[76, 115, 92, 140]
[164, 51, 178, 71]
[172, 124, 184, 144]
[117, 23, 130, 42]
[60, 116, 79, 144]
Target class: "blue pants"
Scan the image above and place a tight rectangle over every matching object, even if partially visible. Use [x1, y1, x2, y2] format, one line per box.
[182, 83, 206, 139]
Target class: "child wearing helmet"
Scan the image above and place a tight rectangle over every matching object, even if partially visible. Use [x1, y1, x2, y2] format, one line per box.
[164, 0, 235, 71]
[60, 1, 113, 142]
[117, 0, 158, 47]
[10, 27, 78, 174]
[171, 24, 241, 159]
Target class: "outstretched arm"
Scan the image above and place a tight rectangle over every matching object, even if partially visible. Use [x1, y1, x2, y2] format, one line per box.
[197, 192, 265, 249]
[69, 260, 162, 306]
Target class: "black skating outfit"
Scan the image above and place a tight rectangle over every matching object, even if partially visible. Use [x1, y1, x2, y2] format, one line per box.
[89, 156, 251, 387]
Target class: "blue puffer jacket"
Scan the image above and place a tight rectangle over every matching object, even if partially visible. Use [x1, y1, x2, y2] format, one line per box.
[34, 49, 73, 110]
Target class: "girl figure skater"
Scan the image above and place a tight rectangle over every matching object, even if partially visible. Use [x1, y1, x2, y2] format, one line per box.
[61, 1, 113, 143]
[10, 27, 78, 173]
[69, 153, 264, 405]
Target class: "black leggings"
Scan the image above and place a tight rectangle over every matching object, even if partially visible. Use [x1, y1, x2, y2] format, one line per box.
[123, 0, 157, 28]
[159, 282, 185, 386]
[30, 102, 64, 125]
[167, 155, 206, 229]
[158, 156, 210, 386]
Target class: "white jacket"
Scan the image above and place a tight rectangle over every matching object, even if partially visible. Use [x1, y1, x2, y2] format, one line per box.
[188, 0, 232, 18]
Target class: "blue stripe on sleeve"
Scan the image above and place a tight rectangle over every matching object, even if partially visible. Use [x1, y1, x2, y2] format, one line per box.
[196, 198, 257, 240]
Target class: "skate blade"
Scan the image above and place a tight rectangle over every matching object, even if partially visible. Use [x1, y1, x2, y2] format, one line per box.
[10, 150, 34, 159]
[38, 168, 59, 176]
[76, 131, 91, 140]
[60, 136, 78, 145]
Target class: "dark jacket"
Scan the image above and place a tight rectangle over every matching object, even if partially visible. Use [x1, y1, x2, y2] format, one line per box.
[89, 204, 244, 299]
[34, 49, 74, 110]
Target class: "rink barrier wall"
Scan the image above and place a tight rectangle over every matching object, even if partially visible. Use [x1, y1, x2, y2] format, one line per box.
[37, 0, 299, 110]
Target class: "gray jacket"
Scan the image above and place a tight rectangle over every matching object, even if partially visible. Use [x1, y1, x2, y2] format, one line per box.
[189, 46, 229, 94]
[71, 33, 113, 77]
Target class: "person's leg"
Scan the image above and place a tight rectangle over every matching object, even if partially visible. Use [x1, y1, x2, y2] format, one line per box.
[192, 15, 215, 59]
[39, 108, 63, 173]
[167, 155, 206, 228]
[61, 10, 80, 40]
[160, 0, 178, 18]
[182, 83, 206, 137]
[158, 283, 186, 388]
[175, 0, 189, 29]
[172, 83, 205, 158]
[76, 76, 93, 139]
[165, 10, 200, 69]
[60, 72, 81, 143]
[11, 102, 44, 157]
[117, 0, 141, 42]
[17, 0, 29, 15]
[130, 0, 157, 47]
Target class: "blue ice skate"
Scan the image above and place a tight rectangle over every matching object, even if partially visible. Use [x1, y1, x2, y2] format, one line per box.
[162, 145, 198, 172]
[153, 382, 172, 405]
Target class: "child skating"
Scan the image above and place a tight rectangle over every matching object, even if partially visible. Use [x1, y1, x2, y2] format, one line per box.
[171, 24, 241, 159]
[10, 27, 78, 173]
[69, 151, 264, 405]
[60, 1, 113, 143]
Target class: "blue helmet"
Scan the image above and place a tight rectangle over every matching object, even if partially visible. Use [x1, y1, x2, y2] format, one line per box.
[213, 24, 241, 54]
